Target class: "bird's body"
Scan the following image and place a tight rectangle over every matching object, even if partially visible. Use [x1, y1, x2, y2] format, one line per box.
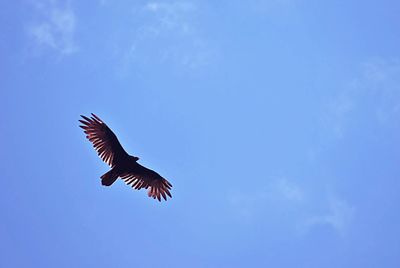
[79, 113, 172, 201]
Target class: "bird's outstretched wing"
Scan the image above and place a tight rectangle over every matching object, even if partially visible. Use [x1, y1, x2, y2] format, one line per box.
[120, 164, 173, 201]
[79, 113, 128, 167]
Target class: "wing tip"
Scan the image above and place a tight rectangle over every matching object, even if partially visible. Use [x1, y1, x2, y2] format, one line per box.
[91, 113, 103, 123]
[79, 114, 103, 124]
[147, 186, 172, 202]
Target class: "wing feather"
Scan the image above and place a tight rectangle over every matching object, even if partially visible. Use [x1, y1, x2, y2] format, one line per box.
[79, 113, 128, 167]
[121, 163, 173, 201]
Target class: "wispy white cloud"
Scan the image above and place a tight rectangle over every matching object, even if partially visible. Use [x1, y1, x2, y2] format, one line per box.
[227, 0, 298, 17]
[361, 58, 400, 124]
[321, 90, 355, 139]
[227, 177, 306, 223]
[277, 178, 305, 202]
[117, 1, 217, 75]
[228, 177, 354, 236]
[228, 177, 305, 206]
[27, 0, 78, 55]
[321, 58, 400, 139]
[144, 2, 196, 17]
[300, 195, 355, 236]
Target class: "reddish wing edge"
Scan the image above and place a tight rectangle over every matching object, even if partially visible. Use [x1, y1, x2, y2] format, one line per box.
[120, 164, 173, 201]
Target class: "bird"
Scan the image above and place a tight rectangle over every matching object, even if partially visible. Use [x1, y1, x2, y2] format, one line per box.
[79, 113, 172, 201]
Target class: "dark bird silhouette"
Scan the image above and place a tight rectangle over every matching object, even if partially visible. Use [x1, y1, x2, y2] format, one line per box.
[79, 113, 172, 201]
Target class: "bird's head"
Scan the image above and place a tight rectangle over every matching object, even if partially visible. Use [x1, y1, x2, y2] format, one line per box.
[131, 156, 140, 161]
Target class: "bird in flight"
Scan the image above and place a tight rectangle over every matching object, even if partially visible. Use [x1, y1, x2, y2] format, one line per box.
[79, 113, 172, 201]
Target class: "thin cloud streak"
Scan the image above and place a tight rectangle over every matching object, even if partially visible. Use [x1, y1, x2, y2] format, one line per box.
[362, 58, 400, 125]
[228, 177, 354, 236]
[28, 0, 78, 55]
[321, 90, 355, 139]
[300, 195, 355, 236]
[320, 58, 400, 139]
[227, 177, 305, 223]
[117, 1, 217, 75]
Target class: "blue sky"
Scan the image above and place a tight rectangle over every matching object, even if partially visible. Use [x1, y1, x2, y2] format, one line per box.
[1, 0, 400, 267]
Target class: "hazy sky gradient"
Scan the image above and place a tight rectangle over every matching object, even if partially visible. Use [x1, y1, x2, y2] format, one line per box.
[1, 1, 400, 267]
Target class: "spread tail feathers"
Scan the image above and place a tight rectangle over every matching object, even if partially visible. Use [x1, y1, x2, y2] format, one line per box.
[100, 169, 119, 186]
